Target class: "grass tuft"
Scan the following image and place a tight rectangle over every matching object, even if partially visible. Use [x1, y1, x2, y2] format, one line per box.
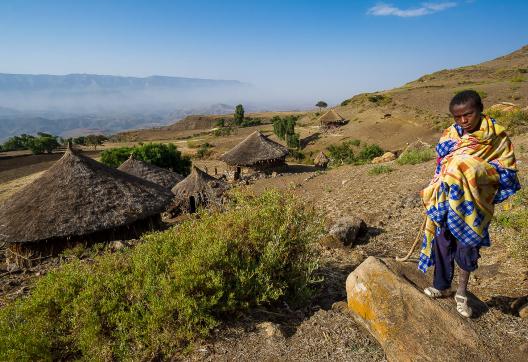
[369, 165, 394, 175]
[396, 148, 435, 165]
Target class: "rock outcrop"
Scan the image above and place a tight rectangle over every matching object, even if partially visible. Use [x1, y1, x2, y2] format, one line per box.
[345, 257, 508, 362]
[372, 152, 396, 164]
[328, 217, 367, 246]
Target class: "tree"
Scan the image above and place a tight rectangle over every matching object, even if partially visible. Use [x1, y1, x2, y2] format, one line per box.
[27, 134, 60, 154]
[101, 143, 192, 175]
[73, 136, 86, 146]
[85, 134, 108, 150]
[272, 115, 300, 149]
[315, 101, 328, 112]
[234, 104, 245, 125]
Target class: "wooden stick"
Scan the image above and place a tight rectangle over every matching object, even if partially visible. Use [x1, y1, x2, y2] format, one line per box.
[395, 215, 427, 262]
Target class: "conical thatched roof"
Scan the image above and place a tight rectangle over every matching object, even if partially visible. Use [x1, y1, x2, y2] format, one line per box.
[318, 109, 346, 124]
[170, 166, 228, 214]
[220, 131, 288, 166]
[314, 151, 330, 168]
[118, 155, 184, 189]
[0, 146, 173, 244]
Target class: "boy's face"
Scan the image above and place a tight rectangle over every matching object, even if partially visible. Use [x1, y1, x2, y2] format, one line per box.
[450, 101, 482, 133]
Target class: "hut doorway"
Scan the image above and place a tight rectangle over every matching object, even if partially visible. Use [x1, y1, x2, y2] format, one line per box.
[189, 196, 196, 213]
[234, 167, 241, 180]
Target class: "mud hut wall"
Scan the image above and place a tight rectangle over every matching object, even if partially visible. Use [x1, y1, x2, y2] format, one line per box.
[6, 214, 163, 267]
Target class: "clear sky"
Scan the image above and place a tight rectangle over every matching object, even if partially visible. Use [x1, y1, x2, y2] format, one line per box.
[1, 0, 527, 106]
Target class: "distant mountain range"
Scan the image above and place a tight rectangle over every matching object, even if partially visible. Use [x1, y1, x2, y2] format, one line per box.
[0, 73, 243, 92]
[0, 73, 248, 140]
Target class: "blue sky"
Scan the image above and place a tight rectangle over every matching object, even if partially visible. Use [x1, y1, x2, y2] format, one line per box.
[1, 0, 527, 106]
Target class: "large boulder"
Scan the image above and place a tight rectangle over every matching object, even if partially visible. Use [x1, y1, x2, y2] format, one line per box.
[345, 257, 509, 361]
[372, 152, 396, 164]
[488, 102, 520, 113]
[328, 217, 367, 246]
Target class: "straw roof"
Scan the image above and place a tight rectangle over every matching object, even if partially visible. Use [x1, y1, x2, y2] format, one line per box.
[170, 166, 228, 213]
[314, 151, 330, 168]
[318, 109, 346, 124]
[220, 130, 288, 166]
[0, 146, 173, 244]
[118, 155, 184, 189]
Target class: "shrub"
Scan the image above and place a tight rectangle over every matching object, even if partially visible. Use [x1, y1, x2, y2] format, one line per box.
[396, 148, 435, 165]
[100, 143, 191, 175]
[357, 144, 384, 162]
[240, 118, 262, 127]
[195, 143, 213, 159]
[486, 108, 528, 135]
[0, 190, 322, 360]
[493, 182, 528, 258]
[369, 165, 393, 175]
[186, 140, 201, 148]
[511, 75, 525, 83]
[340, 98, 351, 107]
[100, 146, 134, 167]
[327, 142, 356, 165]
[453, 88, 487, 99]
[213, 126, 234, 137]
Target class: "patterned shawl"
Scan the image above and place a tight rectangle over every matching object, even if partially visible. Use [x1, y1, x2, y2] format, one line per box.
[418, 115, 521, 272]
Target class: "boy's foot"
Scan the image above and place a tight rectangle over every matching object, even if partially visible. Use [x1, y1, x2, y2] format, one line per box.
[424, 287, 451, 298]
[455, 294, 472, 318]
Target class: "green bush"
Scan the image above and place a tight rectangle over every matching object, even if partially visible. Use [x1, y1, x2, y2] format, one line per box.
[396, 148, 435, 165]
[195, 143, 213, 159]
[0, 190, 322, 360]
[101, 143, 191, 175]
[369, 165, 393, 175]
[327, 141, 356, 165]
[100, 146, 134, 167]
[327, 140, 383, 166]
[358, 144, 384, 162]
[494, 182, 528, 258]
[27, 133, 60, 154]
[213, 126, 234, 137]
[511, 75, 525, 83]
[486, 108, 528, 135]
[240, 118, 262, 127]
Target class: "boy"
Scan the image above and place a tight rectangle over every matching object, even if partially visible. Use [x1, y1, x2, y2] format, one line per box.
[419, 90, 521, 317]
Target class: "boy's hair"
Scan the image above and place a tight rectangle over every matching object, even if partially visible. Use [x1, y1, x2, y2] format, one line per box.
[449, 90, 484, 112]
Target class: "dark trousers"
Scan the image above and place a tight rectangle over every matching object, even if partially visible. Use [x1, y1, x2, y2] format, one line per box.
[433, 228, 481, 290]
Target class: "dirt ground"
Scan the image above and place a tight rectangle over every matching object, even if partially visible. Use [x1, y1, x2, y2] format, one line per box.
[1, 134, 527, 361]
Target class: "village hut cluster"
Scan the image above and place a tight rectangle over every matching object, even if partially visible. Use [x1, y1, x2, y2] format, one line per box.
[0, 145, 229, 267]
[0, 145, 174, 266]
[1, 130, 296, 267]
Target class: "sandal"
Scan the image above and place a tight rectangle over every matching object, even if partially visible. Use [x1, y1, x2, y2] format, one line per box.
[424, 287, 450, 298]
[455, 294, 472, 318]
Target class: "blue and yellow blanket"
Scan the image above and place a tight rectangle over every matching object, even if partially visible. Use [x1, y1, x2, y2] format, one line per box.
[419, 115, 521, 272]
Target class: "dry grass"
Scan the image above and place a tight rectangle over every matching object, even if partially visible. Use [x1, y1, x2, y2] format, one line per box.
[0, 171, 44, 203]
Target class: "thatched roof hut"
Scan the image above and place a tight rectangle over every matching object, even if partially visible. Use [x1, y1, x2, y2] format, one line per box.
[118, 154, 184, 190]
[314, 151, 330, 168]
[0, 145, 173, 265]
[220, 130, 288, 168]
[170, 166, 229, 215]
[318, 109, 347, 128]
